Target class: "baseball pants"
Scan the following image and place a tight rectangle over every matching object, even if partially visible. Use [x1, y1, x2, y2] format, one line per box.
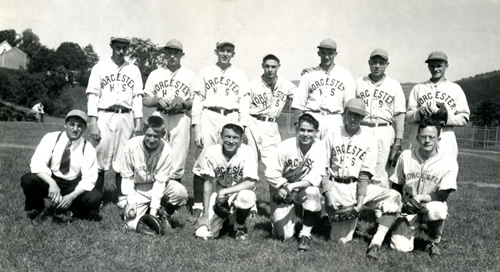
[308, 112, 343, 140]
[270, 186, 322, 240]
[391, 201, 448, 252]
[91, 111, 135, 173]
[363, 125, 395, 188]
[20, 173, 102, 219]
[326, 181, 402, 243]
[125, 180, 188, 230]
[155, 112, 191, 181]
[195, 189, 256, 239]
[245, 117, 281, 170]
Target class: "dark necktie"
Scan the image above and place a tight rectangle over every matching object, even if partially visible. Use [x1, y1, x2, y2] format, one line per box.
[59, 141, 72, 174]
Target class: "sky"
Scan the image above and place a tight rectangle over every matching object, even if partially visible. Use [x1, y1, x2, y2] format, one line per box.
[1, 0, 499, 83]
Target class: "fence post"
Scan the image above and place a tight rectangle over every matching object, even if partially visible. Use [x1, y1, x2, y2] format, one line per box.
[471, 125, 475, 148]
[484, 126, 487, 149]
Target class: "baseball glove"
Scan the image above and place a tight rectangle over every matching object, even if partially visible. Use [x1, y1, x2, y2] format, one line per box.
[168, 97, 185, 114]
[330, 205, 359, 222]
[136, 214, 165, 236]
[273, 186, 299, 205]
[388, 144, 402, 168]
[213, 196, 231, 219]
[431, 102, 448, 122]
[402, 197, 429, 216]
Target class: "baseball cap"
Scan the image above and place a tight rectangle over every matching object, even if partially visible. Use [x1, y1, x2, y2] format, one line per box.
[233, 190, 257, 210]
[65, 109, 88, 125]
[216, 39, 235, 48]
[344, 98, 367, 116]
[110, 36, 131, 44]
[425, 51, 448, 63]
[221, 121, 244, 134]
[294, 112, 319, 128]
[370, 48, 389, 60]
[164, 39, 183, 51]
[317, 38, 337, 50]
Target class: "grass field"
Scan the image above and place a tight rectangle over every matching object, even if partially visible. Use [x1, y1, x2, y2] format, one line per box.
[1, 119, 500, 272]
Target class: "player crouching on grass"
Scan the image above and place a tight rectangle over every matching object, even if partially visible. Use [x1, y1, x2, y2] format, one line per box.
[120, 115, 188, 233]
[321, 98, 402, 260]
[265, 113, 326, 252]
[389, 118, 458, 257]
[195, 122, 259, 242]
[21, 110, 102, 223]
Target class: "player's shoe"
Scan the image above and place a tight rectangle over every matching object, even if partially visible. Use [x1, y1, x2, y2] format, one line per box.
[235, 227, 249, 244]
[366, 245, 380, 260]
[195, 225, 213, 240]
[426, 242, 441, 257]
[298, 235, 311, 252]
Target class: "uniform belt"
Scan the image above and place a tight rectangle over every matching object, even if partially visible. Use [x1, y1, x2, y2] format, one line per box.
[251, 114, 276, 122]
[360, 121, 391, 127]
[332, 177, 358, 184]
[156, 108, 186, 115]
[206, 107, 238, 116]
[308, 109, 340, 116]
[99, 108, 131, 113]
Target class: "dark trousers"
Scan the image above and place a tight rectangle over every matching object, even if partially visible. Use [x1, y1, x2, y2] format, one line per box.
[20, 173, 102, 219]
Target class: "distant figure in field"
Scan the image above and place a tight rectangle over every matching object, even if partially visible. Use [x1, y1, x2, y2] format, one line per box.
[32, 102, 44, 123]
[21, 110, 102, 223]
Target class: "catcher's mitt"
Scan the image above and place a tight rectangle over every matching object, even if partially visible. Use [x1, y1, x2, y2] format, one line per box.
[431, 102, 448, 122]
[402, 197, 428, 216]
[213, 196, 231, 219]
[273, 186, 299, 205]
[330, 205, 359, 222]
[136, 214, 165, 236]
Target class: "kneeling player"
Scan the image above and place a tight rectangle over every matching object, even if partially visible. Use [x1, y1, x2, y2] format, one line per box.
[390, 118, 458, 257]
[195, 123, 259, 242]
[322, 98, 402, 259]
[121, 116, 188, 232]
[265, 113, 326, 251]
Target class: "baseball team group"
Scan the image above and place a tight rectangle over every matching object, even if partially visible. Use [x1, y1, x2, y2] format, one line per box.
[20, 35, 470, 260]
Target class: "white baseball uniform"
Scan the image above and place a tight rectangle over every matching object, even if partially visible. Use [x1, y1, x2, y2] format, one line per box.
[195, 144, 259, 238]
[389, 149, 458, 252]
[265, 137, 326, 240]
[86, 58, 144, 173]
[191, 64, 250, 175]
[406, 80, 470, 158]
[144, 66, 196, 181]
[121, 136, 188, 230]
[292, 65, 355, 139]
[355, 75, 406, 187]
[323, 126, 401, 243]
[245, 76, 296, 168]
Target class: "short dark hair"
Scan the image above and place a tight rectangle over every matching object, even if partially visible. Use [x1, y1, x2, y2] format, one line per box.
[143, 115, 166, 133]
[296, 113, 319, 130]
[417, 117, 442, 136]
[222, 123, 244, 136]
[263, 54, 280, 64]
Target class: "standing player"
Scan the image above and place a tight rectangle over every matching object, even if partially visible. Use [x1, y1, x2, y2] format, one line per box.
[292, 38, 355, 139]
[246, 54, 296, 169]
[190, 40, 250, 218]
[143, 39, 196, 183]
[86, 36, 144, 207]
[390, 118, 458, 257]
[406, 51, 470, 158]
[21, 110, 102, 222]
[121, 116, 188, 231]
[322, 98, 401, 260]
[32, 102, 45, 123]
[355, 49, 406, 189]
[265, 113, 326, 251]
[194, 122, 259, 241]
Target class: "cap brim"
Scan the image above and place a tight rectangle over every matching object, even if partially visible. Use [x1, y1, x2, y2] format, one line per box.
[217, 42, 235, 48]
[346, 108, 367, 116]
[425, 58, 447, 63]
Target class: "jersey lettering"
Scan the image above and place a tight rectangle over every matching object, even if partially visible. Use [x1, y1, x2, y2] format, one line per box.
[100, 73, 135, 90]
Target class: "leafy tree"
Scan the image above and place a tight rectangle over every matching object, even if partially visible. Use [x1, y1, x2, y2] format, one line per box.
[56, 42, 88, 71]
[17, 29, 42, 57]
[0, 29, 19, 47]
[28, 46, 60, 73]
[127, 37, 166, 82]
[471, 100, 500, 127]
[83, 44, 99, 68]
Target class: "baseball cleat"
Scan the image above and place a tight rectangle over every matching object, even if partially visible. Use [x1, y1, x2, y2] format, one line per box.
[298, 235, 311, 252]
[235, 227, 249, 244]
[426, 242, 441, 257]
[366, 245, 380, 260]
[195, 225, 212, 240]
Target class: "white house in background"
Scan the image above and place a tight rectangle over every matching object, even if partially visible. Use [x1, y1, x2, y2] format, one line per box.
[0, 41, 30, 70]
